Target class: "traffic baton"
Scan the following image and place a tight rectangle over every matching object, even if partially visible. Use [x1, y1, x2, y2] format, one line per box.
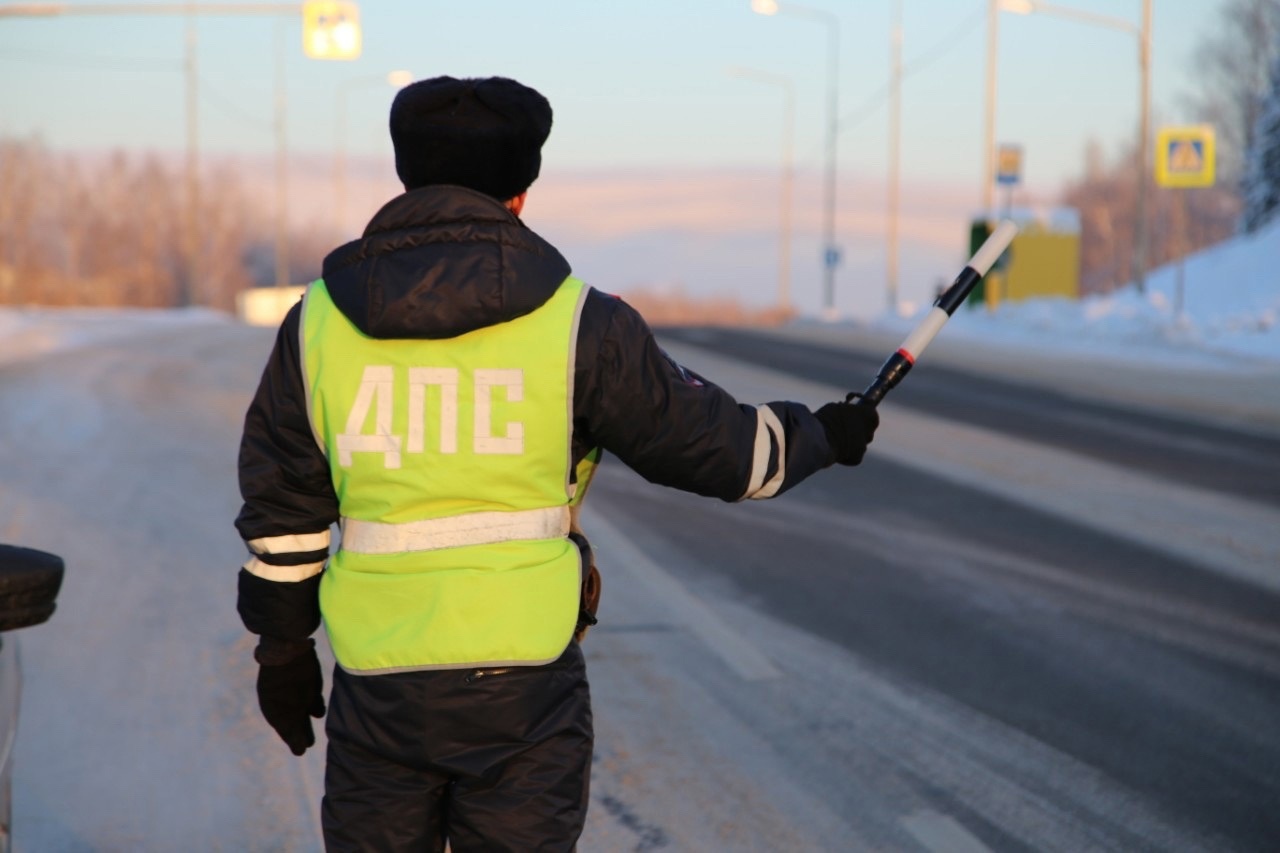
[854, 220, 1019, 406]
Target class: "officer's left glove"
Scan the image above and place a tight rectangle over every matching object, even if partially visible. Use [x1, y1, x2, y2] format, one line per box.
[254, 636, 326, 756]
[814, 398, 880, 466]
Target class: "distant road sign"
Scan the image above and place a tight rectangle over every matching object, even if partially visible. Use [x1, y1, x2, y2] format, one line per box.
[995, 144, 1022, 186]
[1156, 125, 1215, 188]
[303, 1, 362, 61]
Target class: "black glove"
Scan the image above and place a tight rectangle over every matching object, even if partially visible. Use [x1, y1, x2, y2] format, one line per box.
[254, 637, 326, 756]
[814, 398, 880, 466]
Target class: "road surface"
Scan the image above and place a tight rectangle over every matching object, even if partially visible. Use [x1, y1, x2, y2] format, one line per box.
[0, 318, 1276, 851]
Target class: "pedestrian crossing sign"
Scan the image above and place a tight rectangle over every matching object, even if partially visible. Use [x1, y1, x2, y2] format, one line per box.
[1156, 125, 1215, 187]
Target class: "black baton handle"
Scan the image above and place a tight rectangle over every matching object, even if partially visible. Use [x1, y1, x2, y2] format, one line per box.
[854, 220, 1019, 406]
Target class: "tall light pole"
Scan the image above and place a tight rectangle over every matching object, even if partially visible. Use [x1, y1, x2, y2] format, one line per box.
[335, 69, 412, 237]
[184, 1, 199, 305]
[728, 66, 796, 313]
[887, 0, 903, 314]
[983, 0, 1001, 216]
[273, 17, 290, 287]
[1135, 0, 1151, 295]
[751, 0, 840, 320]
[989, 0, 1152, 292]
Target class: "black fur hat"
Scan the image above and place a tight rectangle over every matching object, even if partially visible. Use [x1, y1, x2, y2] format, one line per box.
[389, 76, 553, 200]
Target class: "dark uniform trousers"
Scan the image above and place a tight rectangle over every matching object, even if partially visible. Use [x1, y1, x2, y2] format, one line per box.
[321, 641, 593, 852]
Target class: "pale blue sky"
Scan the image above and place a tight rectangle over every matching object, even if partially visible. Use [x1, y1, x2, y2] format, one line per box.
[0, 1, 1237, 318]
[0, 0, 1226, 192]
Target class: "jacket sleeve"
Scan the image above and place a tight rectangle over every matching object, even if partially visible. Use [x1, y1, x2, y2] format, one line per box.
[234, 302, 338, 642]
[573, 289, 835, 501]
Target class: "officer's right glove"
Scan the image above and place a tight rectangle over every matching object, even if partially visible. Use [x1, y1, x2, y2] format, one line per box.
[254, 636, 326, 756]
[814, 399, 880, 466]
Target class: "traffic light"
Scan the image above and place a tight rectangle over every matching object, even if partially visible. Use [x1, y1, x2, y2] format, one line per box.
[302, 1, 361, 61]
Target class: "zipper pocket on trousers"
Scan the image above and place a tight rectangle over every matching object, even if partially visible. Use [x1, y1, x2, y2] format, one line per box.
[465, 667, 515, 684]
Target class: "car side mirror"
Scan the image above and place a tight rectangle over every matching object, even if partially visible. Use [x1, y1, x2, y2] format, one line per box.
[0, 545, 65, 632]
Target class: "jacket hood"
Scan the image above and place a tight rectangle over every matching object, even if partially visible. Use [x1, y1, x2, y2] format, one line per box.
[319, 185, 571, 339]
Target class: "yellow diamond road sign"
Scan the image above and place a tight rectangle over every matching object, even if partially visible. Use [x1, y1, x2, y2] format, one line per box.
[1156, 125, 1215, 188]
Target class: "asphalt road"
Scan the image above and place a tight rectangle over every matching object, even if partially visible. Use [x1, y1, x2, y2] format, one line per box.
[580, 326, 1280, 851]
[656, 326, 1280, 506]
[1, 319, 1277, 852]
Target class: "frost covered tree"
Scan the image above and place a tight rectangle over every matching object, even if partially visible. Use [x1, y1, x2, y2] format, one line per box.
[1184, 0, 1280, 185]
[1240, 33, 1280, 233]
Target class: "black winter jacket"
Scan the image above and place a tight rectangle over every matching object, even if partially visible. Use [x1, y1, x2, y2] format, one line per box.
[235, 185, 836, 643]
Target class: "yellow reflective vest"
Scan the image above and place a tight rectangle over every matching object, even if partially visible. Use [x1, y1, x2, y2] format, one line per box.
[300, 276, 593, 674]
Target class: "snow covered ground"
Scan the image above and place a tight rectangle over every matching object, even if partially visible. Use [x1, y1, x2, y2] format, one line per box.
[776, 214, 1280, 437]
[880, 212, 1280, 369]
[2, 214, 1277, 373]
[0, 306, 234, 369]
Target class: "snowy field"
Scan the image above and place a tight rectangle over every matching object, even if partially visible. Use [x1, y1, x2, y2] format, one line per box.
[2, 212, 1277, 374]
[877, 210, 1279, 371]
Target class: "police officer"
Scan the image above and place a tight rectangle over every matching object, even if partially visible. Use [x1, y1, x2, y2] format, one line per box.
[235, 75, 879, 852]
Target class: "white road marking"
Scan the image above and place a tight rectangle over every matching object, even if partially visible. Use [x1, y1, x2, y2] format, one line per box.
[583, 512, 782, 681]
[902, 810, 994, 853]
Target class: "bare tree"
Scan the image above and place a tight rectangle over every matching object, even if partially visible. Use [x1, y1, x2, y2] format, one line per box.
[1057, 2, 1278, 293]
[1063, 136, 1239, 295]
[196, 161, 258, 312]
[0, 137, 303, 310]
[1241, 30, 1280, 232]
[0, 138, 43, 300]
[1183, 0, 1280, 185]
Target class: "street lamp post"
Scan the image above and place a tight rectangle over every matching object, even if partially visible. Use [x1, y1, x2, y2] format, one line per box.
[988, 0, 1152, 292]
[728, 66, 796, 313]
[274, 18, 289, 286]
[184, 2, 199, 305]
[1135, 0, 1152, 295]
[887, 0, 903, 314]
[752, 0, 840, 320]
[983, 0, 1001, 217]
[334, 70, 412, 237]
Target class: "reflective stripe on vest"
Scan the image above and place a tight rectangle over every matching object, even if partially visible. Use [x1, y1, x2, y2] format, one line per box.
[300, 276, 590, 674]
[341, 505, 570, 554]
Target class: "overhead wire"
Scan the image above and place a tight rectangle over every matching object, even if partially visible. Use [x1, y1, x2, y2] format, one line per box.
[198, 78, 273, 131]
[837, 5, 986, 134]
[785, 5, 986, 171]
